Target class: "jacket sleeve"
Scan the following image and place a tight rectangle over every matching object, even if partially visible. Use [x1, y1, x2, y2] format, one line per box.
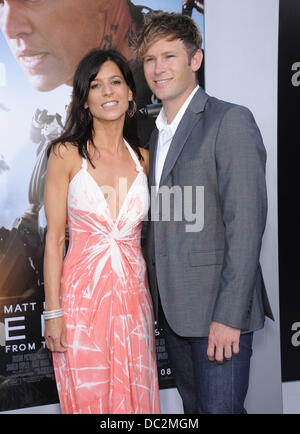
[212, 105, 267, 330]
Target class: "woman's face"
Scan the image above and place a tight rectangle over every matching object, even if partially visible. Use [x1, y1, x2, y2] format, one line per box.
[85, 60, 133, 123]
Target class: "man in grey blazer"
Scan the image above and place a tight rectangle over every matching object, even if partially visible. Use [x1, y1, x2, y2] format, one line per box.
[136, 12, 273, 414]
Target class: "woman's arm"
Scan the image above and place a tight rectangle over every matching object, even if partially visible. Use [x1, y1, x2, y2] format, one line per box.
[43, 144, 73, 352]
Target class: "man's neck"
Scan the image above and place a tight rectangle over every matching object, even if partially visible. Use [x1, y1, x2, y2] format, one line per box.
[163, 84, 198, 124]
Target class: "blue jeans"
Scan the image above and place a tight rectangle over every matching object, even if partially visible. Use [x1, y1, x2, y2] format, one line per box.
[162, 314, 253, 414]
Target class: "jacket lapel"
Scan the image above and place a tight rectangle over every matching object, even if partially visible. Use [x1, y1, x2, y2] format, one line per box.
[148, 128, 159, 188]
[159, 87, 209, 187]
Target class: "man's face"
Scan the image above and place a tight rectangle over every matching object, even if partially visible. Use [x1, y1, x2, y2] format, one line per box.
[0, 0, 106, 92]
[143, 36, 202, 108]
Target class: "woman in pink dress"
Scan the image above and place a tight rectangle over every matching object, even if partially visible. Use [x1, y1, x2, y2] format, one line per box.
[43, 49, 160, 414]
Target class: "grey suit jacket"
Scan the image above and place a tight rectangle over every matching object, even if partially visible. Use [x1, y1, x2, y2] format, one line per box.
[146, 87, 273, 337]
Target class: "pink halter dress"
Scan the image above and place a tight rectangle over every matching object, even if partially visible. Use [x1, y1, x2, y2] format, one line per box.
[52, 141, 160, 414]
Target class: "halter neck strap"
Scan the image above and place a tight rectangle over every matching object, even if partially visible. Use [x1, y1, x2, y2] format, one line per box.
[124, 140, 143, 173]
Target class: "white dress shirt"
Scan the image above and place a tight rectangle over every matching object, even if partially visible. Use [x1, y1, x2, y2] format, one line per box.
[155, 85, 199, 189]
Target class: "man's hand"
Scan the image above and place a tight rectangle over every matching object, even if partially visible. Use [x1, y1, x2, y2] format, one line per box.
[207, 321, 240, 363]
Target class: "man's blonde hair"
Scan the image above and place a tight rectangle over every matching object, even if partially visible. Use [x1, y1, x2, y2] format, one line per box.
[135, 11, 202, 62]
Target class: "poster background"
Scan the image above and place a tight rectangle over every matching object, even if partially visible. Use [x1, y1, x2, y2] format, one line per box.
[0, 0, 204, 412]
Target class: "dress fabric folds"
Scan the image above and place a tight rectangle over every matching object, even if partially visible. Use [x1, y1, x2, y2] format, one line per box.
[52, 141, 160, 414]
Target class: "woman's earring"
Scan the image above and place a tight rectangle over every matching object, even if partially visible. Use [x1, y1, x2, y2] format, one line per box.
[127, 100, 137, 118]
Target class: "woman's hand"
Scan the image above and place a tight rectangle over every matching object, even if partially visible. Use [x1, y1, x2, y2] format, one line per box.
[44, 316, 68, 353]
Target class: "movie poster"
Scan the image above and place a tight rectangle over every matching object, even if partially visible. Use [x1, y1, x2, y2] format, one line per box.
[0, 0, 204, 411]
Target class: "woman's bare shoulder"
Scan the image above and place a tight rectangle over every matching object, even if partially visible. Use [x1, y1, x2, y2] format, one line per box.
[139, 146, 149, 159]
[49, 141, 78, 159]
[49, 142, 80, 165]
[139, 147, 149, 175]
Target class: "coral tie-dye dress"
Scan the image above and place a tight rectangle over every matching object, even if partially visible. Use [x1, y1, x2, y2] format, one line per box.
[52, 141, 160, 414]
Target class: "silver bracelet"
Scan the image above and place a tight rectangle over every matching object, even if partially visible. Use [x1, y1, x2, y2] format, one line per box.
[43, 308, 64, 320]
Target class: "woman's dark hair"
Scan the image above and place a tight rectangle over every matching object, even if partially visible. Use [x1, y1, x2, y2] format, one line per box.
[48, 49, 142, 164]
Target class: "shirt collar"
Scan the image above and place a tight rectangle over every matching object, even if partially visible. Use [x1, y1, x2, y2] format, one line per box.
[156, 85, 199, 134]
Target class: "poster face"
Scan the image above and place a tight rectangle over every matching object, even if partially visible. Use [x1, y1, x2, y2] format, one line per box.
[0, 0, 204, 411]
[278, 0, 300, 383]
